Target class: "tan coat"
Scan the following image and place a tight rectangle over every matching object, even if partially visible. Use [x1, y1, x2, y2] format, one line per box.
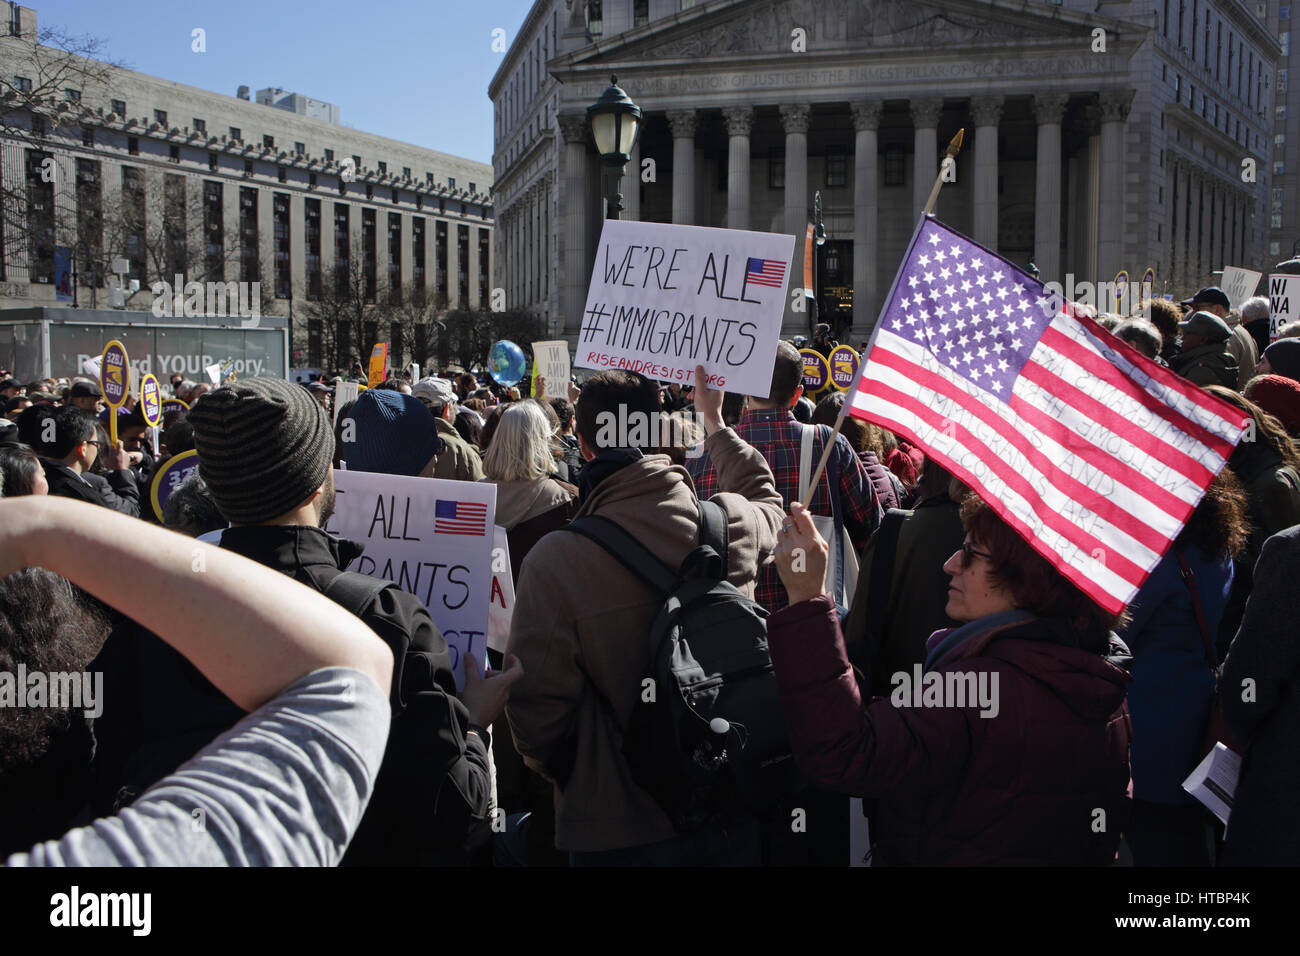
[431, 416, 484, 483]
[505, 427, 784, 852]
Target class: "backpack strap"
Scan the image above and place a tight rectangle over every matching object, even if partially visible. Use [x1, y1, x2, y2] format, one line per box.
[322, 570, 394, 618]
[1173, 546, 1218, 671]
[564, 516, 679, 595]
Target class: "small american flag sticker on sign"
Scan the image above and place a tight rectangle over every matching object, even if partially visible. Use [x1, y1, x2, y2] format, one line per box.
[435, 499, 489, 537]
[746, 257, 787, 289]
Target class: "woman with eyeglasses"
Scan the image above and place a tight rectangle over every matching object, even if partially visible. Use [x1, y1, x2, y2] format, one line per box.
[767, 492, 1134, 866]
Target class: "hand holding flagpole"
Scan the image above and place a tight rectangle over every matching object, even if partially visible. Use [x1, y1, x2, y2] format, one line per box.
[802, 129, 965, 499]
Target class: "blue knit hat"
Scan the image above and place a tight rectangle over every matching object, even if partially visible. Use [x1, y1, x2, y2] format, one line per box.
[341, 388, 441, 476]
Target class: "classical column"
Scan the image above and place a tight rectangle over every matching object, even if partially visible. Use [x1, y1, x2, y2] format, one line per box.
[559, 112, 590, 336]
[722, 105, 754, 230]
[781, 103, 811, 239]
[851, 100, 882, 337]
[468, 209, 481, 311]
[970, 95, 1004, 251]
[1196, 169, 1210, 286]
[910, 98, 943, 218]
[667, 109, 698, 225]
[1032, 92, 1068, 284]
[625, 137, 641, 221]
[1096, 89, 1134, 282]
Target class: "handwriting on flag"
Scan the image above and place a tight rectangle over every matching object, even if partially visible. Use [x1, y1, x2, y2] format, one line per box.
[849, 218, 1249, 614]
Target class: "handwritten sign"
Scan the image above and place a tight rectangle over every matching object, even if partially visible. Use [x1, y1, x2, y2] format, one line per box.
[1269, 274, 1300, 342]
[324, 469, 497, 689]
[799, 348, 830, 394]
[1222, 267, 1263, 309]
[577, 219, 796, 398]
[828, 345, 860, 392]
[531, 340, 570, 397]
[333, 381, 360, 425]
[487, 525, 514, 654]
[149, 449, 201, 522]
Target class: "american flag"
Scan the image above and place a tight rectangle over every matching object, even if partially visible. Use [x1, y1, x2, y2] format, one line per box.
[849, 218, 1248, 614]
[434, 499, 488, 537]
[747, 257, 787, 288]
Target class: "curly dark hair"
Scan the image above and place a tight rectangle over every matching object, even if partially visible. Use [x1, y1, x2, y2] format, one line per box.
[1176, 468, 1250, 562]
[0, 569, 110, 772]
[958, 493, 1127, 642]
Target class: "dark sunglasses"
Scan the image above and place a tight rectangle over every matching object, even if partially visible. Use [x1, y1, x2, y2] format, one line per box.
[960, 541, 994, 568]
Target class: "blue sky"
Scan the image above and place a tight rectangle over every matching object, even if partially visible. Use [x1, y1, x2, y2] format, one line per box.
[31, 0, 538, 165]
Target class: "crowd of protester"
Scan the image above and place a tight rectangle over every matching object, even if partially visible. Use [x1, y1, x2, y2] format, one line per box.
[1, 282, 1298, 867]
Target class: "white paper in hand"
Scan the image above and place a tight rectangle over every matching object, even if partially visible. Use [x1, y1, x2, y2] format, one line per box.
[1182, 743, 1242, 826]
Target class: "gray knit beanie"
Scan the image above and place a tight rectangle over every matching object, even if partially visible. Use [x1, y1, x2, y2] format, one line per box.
[188, 377, 334, 524]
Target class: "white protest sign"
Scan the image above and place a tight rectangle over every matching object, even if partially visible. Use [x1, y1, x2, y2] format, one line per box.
[204, 363, 221, 386]
[577, 219, 796, 398]
[333, 381, 360, 425]
[531, 340, 570, 395]
[1221, 267, 1262, 308]
[1268, 274, 1300, 342]
[324, 470, 496, 689]
[487, 525, 514, 654]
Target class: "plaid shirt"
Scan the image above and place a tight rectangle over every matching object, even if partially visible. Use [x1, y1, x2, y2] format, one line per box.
[687, 407, 881, 613]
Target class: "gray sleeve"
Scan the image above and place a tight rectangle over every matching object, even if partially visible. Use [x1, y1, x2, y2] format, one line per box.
[6, 667, 390, 867]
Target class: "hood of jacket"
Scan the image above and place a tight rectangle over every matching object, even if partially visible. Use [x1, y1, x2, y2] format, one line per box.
[486, 475, 576, 529]
[217, 524, 363, 577]
[928, 613, 1132, 724]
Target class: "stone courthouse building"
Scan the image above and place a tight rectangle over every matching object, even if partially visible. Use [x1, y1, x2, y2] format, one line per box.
[491, 0, 1281, 343]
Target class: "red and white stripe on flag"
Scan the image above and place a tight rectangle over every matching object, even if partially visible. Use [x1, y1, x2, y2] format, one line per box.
[849, 217, 1249, 614]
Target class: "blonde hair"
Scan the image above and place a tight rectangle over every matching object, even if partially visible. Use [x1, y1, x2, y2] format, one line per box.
[483, 401, 558, 482]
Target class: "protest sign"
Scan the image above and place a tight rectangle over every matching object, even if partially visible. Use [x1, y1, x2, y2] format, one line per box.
[799, 348, 830, 395]
[367, 343, 390, 387]
[324, 470, 496, 688]
[1221, 267, 1262, 308]
[204, 363, 221, 386]
[333, 381, 360, 425]
[139, 374, 162, 426]
[99, 340, 129, 444]
[160, 397, 189, 417]
[149, 449, 201, 522]
[1268, 274, 1300, 342]
[531, 340, 570, 397]
[828, 345, 860, 392]
[487, 525, 514, 654]
[576, 219, 796, 398]
[1141, 267, 1156, 291]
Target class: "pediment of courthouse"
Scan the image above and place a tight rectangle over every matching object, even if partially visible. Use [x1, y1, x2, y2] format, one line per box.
[552, 0, 1148, 105]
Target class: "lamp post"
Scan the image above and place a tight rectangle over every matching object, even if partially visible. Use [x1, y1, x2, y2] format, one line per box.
[812, 189, 827, 334]
[587, 75, 642, 220]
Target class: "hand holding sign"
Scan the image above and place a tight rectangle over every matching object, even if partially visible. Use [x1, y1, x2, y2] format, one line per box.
[692, 363, 725, 434]
[460, 652, 525, 728]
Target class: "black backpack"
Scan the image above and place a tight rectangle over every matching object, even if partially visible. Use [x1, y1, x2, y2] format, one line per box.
[564, 499, 801, 833]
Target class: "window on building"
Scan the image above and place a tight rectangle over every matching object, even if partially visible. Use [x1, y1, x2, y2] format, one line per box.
[469, 182, 476, 193]
[65, 88, 79, 101]
[388, 212, 402, 305]
[334, 203, 350, 295]
[263, 134, 275, 149]
[244, 159, 254, 177]
[274, 192, 291, 298]
[1283, 4, 1292, 18]
[457, 224, 469, 306]
[169, 144, 180, 163]
[294, 141, 305, 156]
[1271, 242, 1282, 256]
[769, 149, 785, 190]
[82, 127, 93, 147]
[362, 208, 377, 303]
[435, 220, 448, 305]
[325, 148, 334, 162]
[75, 158, 102, 288]
[278, 165, 287, 183]
[377, 161, 387, 175]
[1276, 161, 1286, 175]
[1281, 69, 1290, 92]
[192, 118, 206, 134]
[352, 154, 361, 170]
[427, 171, 435, 184]
[826, 147, 847, 188]
[634, 0, 649, 26]
[164, 174, 187, 278]
[402, 166, 411, 179]
[111, 98, 126, 115]
[412, 217, 426, 306]
[1272, 213, 1283, 228]
[1283, 32, 1292, 55]
[309, 172, 317, 189]
[1277, 133, 1287, 146]
[884, 147, 905, 187]
[392, 188, 399, 204]
[31, 115, 44, 136]
[240, 187, 259, 284]
[121, 166, 146, 283]
[154, 109, 167, 126]
[13, 75, 31, 92]
[448, 176, 456, 188]
[23, 150, 54, 284]
[128, 136, 138, 155]
[205, 151, 216, 172]
[229, 126, 241, 141]
[366, 184, 374, 201]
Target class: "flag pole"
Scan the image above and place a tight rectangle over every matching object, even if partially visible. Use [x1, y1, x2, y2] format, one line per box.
[801, 129, 966, 499]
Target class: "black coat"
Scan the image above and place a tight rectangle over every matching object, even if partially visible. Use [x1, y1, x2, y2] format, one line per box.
[90, 524, 492, 865]
[1221, 524, 1300, 865]
[42, 460, 139, 517]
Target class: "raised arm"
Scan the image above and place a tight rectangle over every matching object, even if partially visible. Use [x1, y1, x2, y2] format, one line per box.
[0, 496, 392, 711]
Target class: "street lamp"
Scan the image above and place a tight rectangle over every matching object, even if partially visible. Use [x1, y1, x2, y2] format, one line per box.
[587, 75, 642, 220]
[812, 190, 827, 334]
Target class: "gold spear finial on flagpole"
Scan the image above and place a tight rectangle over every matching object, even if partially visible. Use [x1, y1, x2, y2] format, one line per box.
[800, 129, 968, 502]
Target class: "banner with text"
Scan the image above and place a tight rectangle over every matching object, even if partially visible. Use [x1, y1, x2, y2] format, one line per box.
[577, 219, 796, 398]
[324, 470, 496, 688]
[531, 340, 570, 397]
[1221, 267, 1262, 308]
[1269, 274, 1300, 342]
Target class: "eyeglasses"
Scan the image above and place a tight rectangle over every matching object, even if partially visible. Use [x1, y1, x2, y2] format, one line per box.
[959, 541, 994, 568]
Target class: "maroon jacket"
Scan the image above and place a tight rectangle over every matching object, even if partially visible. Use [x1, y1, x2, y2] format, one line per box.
[768, 595, 1133, 865]
[859, 450, 901, 512]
